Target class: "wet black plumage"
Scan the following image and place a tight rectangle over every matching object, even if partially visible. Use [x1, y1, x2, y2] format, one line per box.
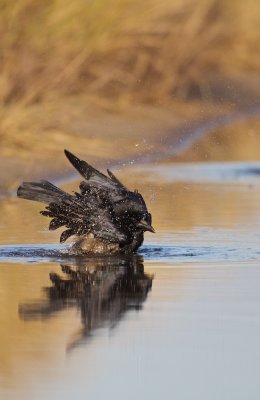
[17, 150, 154, 254]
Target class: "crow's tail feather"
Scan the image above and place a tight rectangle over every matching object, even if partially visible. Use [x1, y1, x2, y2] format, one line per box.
[17, 180, 70, 205]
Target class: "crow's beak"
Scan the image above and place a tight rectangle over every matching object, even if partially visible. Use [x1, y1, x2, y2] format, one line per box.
[137, 219, 155, 233]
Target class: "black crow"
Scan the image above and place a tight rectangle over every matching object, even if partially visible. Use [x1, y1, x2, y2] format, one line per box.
[17, 150, 154, 254]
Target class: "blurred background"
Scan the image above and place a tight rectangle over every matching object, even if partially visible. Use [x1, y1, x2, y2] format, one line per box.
[0, 0, 260, 192]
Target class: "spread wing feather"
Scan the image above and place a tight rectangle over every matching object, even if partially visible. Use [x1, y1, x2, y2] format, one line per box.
[64, 150, 109, 183]
[40, 185, 127, 244]
[17, 180, 69, 204]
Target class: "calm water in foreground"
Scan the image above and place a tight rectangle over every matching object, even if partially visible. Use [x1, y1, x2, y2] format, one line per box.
[1, 162, 260, 400]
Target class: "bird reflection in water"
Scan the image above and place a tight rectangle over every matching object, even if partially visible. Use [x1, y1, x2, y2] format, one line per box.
[19, 255, 153, 350]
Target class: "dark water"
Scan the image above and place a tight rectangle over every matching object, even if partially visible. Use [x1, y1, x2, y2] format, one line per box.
[1, 162, 260, 400]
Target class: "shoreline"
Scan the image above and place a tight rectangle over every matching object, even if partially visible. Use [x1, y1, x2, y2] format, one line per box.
[1, 100, 260, 198]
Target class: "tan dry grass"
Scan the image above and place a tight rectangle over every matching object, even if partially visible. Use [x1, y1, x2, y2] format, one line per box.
[0, 0, 259, 106]
[0, 0, 259, 176]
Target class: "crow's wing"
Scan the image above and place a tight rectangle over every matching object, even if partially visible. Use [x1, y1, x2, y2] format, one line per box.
[65, 150, 126, 188]
[43, 189, 127, 244]
[17, 180, 70, 204]
[65, 150, 148, 217]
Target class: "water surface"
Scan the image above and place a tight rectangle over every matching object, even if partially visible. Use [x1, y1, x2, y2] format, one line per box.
[1, 162, 260, 400]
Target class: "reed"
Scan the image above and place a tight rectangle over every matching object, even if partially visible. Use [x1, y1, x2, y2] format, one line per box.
[0, 0, 259, 106]
[0, 0, 260, 193]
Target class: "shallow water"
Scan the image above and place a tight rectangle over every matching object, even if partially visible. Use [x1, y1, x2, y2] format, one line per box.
[1, 162, 260, 400]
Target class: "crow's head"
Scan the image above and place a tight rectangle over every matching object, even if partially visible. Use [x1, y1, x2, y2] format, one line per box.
[136, 211, 155, 233]
[113, 189, 155, 235]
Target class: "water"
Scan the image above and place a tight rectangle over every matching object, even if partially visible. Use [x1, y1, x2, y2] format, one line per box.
[1, 161, 260, 399]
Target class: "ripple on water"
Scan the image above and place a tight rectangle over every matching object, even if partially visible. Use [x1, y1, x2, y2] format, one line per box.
[0, 244, 69, 263]
[1, 239, 260, 265]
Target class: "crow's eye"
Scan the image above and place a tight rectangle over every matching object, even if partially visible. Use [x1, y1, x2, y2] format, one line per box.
[143, 212, 152, 225]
